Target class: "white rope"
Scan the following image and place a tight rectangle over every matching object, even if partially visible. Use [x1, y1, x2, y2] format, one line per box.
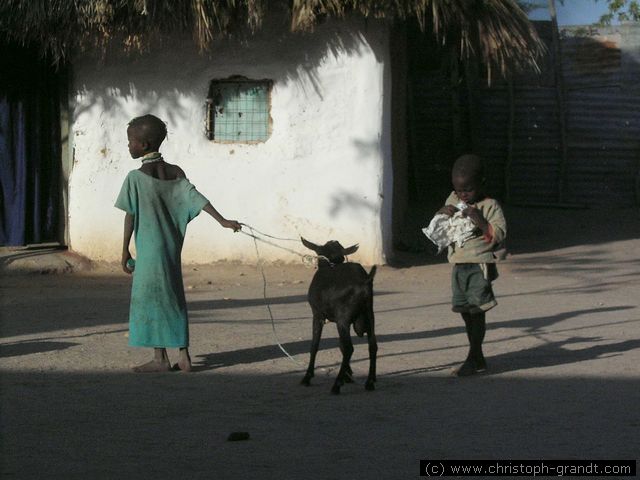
[238, 224, 318, 267]
[242, 224, 305, 366]
[239, 224, 300, 242]
[239, 224, 336, 374]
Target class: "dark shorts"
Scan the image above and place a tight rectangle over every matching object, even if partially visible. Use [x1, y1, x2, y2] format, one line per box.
[451, 263, 497, 314]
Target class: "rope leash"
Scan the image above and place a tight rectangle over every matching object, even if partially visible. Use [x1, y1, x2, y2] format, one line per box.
[239, 224, 300, 242]
[241, 224, 306, 367]
[239, 223, 336, 374]
[238, 224, 318, 267]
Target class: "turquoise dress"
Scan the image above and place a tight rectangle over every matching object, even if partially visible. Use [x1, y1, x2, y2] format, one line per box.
[115, 170, 209, 348]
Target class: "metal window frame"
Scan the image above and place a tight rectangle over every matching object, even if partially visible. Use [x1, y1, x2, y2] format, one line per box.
[206, 76, 273, 143]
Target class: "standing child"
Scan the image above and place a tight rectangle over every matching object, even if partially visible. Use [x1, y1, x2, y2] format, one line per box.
[436, 154, 507, 376]
[115, 114, 241, 373]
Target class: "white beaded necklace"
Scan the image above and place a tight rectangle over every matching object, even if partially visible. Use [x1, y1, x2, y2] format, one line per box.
[141, 152, 163, 164]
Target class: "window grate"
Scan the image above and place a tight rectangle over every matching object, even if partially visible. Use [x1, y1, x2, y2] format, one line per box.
[206, 77, 272, 142]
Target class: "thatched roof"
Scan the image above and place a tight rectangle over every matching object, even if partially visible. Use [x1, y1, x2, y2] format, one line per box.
[0, 0, 544, 76]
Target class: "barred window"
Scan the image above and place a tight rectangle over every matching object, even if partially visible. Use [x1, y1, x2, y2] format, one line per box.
[206, 76, 273, 143]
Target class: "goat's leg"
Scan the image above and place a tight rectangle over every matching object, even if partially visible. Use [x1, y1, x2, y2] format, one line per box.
[365, 331, 378, 391]
[331, 323, 354, 394]
[301, 311, 324, 386]
[344, 363, 354, 383]
[337, 356, 353, 383]
[341, 334, 354, 384]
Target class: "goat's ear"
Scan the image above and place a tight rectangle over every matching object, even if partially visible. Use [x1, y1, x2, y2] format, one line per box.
[343, 244, 359, 256]
[301, 237, 320, 252]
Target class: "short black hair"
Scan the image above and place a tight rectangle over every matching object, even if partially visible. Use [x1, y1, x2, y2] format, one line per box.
[452, 154, 484, 181]
[128, 114, 167, 150]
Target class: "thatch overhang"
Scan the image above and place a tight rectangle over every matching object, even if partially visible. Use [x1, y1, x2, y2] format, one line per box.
[0, 0, 544, 77]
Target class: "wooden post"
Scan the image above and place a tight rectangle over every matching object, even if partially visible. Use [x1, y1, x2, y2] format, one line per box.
[59, 65, 71, 246]
[548, 0, 569, 203]
[506, 77, 515, 204]
[450, 53, 463, 156]
[464, 60, 478, 154]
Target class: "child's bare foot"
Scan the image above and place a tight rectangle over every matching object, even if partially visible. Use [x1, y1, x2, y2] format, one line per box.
[173, 348, 192, 372]
[133, 359, 171, 373]
[133, 348, 171, 373]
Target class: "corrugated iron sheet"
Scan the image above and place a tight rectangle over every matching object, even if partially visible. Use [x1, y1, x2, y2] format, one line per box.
[562, 34, 622, 88]
[564, 88, 640, 205]
[476, 24, 640, 206]
[407, 22, 640, 207]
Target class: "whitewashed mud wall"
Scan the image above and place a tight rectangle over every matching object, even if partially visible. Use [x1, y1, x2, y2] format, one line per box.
[68, 19, 392, 264]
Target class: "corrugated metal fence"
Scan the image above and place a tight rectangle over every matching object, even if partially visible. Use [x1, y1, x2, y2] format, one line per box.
[409, 22, 640, 207]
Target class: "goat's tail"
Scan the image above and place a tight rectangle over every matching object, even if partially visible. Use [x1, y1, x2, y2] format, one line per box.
[367, 265, 377, 283]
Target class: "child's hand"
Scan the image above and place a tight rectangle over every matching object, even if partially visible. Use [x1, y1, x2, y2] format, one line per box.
[438, 205, 458, 217]
[121, 252, 133, 275]
[222, 219, 242, 232]
[461, 206, 488, 231]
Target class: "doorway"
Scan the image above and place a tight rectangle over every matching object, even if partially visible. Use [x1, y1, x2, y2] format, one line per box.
[0, 44, 65, 246]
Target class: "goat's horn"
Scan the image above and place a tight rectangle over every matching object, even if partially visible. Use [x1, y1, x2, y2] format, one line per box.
[301, 237, 320, 252]
[343, 244, 359, 256]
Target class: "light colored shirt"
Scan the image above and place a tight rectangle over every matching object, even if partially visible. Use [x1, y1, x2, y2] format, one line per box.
[444, 191, 507, 264]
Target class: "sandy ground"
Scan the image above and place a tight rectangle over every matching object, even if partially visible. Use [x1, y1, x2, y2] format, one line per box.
[1, 207, 639, 479]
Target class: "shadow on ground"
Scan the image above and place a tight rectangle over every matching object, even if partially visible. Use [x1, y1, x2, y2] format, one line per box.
[187, 291, 395, 312]
[0, 340, 79, 357]
[193, 305, 638, 372]
[0, 246, 92, 274]
[1, 371, 638, 479]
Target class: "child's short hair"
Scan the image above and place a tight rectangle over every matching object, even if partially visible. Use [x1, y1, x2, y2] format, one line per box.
[452, 154, 484, 181]
[128, 114, 167, 150]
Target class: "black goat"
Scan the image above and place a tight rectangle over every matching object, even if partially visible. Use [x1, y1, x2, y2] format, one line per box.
[300, 238, 377, 394]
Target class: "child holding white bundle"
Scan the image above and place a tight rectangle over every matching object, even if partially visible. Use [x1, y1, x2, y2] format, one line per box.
[425, 154, 507, 376]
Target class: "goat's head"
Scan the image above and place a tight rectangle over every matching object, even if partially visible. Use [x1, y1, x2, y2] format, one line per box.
[301, 238, 359, 265]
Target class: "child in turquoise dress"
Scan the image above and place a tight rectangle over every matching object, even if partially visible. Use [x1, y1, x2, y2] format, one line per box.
[115, 114, 241, 373]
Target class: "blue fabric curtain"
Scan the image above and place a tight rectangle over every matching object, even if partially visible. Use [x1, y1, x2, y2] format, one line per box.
[0, 45, 62, 246]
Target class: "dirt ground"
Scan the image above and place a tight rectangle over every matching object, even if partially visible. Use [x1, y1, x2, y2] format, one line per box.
[1, 207, 639, 479]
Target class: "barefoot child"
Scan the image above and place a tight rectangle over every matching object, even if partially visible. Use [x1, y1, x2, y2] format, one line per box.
[115, 114, 241, 373]
[435, 154, 507, 376]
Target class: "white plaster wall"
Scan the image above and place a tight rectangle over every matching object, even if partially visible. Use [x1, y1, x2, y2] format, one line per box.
[68, 18, 392, 265]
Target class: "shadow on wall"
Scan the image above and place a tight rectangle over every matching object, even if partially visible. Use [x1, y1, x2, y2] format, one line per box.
[72, 14, 392, 258]
[73, 15, 386, 132]
[329, 191, 378, 218]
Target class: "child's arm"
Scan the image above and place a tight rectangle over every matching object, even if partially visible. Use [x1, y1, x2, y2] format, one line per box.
[437, 191, 459, 216]
[438, 205, 458, 216]
[462, 204, 507, 245]
[121, 213, 134, 274]
[203, 203, 242, 231]
[461, 206, 489, 234]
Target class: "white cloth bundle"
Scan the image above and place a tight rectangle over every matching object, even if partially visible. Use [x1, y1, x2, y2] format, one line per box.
[422, 203, 477, 254]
